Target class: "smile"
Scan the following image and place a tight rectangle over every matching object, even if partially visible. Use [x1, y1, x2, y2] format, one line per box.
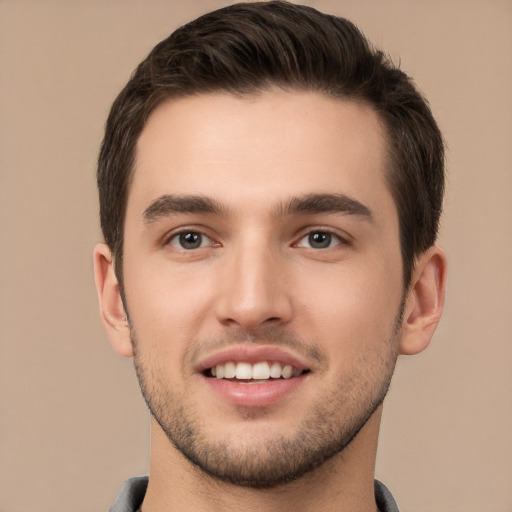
[207, 361, 308, 380]
[199, 346, 312, 407]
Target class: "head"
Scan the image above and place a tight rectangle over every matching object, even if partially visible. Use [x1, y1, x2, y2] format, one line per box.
[94, 1, 447, 490]
[97, 0, 444, 293]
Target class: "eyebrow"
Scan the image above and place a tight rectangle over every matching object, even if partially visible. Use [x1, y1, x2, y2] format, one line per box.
[142, 192, 374, 225]
[143, 194, 230, 225]
[276, 193, 374, 222]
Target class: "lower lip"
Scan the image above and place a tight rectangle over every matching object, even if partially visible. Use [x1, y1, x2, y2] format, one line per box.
[204, 374, 307, 407]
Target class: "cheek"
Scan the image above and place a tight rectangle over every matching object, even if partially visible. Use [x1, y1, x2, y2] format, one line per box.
[124, 262, 217, 363]
[297, 258, 402, 358]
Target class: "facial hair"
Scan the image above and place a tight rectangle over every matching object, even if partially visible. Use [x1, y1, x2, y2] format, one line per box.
[130, 306, 402, 489]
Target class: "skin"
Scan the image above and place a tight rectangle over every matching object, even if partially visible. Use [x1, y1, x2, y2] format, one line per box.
[94, 90, 447, 512]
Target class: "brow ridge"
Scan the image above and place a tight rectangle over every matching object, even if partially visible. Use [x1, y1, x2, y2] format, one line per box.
[143, 194, 229, 225]
[276, 193, 374, 221]
[142, 192, 373, 225]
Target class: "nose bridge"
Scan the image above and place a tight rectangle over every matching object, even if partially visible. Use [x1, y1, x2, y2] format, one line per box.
[215, 229, 292, 329]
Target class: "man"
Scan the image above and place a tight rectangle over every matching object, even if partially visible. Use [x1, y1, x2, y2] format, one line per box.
[93, 2, 447, 511]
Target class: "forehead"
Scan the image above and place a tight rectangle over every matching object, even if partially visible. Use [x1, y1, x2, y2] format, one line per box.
[130, 90, 393, 219]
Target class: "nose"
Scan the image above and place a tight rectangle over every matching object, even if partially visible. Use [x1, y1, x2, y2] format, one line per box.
[214, 237, 293, 331]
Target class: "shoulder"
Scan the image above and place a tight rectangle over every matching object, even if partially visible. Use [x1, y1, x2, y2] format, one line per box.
[375, 480, 400, 512]
[109, 475, 148, 512]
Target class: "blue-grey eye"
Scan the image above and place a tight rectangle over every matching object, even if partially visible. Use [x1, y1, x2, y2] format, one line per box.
[297, 231, 342, 249]
[309, 232, 331, 248]
[170, 231, 209, 249]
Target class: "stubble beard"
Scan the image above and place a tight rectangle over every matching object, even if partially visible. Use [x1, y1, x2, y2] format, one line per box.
[130, 310, 402, 489]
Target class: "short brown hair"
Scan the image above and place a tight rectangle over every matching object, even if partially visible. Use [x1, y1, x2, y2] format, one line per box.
[98, 0, 444, 289]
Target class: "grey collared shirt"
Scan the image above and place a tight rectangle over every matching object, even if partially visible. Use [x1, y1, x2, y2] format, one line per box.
[109, 475, 400, 511]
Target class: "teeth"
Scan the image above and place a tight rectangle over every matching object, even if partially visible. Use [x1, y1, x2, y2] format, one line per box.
[269, 362, 282, 378]
[212, 361, 304, 380]
[292, 367, 302, 377]
[252, 362, 270, 379]
[224, 361, 236, 379]
[235, 362, 252, 379]
[282, 365, 293, 379]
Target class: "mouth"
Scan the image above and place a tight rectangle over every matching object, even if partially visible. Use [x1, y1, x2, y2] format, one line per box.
[205, 361, 310, 381]
[198, 346, 312, 407]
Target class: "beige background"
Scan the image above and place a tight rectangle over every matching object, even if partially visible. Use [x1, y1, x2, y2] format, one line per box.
[1, 1, 511, 511]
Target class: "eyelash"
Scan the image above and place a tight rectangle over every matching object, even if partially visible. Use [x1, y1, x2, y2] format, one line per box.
[166, 230, 218, 250]
[293, 229, 350, 250]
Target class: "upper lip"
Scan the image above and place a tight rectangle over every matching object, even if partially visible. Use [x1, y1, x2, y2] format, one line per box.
[197, 345, 311, 373]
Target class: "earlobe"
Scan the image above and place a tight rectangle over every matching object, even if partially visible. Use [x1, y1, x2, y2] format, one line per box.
[93, 243, 134, 358]
[399, 246, 447, 356]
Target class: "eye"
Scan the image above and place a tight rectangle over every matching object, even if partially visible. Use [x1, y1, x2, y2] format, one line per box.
[168, 231, 213, 250]
[296, 231, 344, 249]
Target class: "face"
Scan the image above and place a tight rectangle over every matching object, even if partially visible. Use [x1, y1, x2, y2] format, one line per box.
[122, 90, 405, 487]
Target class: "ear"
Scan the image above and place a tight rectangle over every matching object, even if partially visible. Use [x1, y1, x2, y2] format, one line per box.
[93, 243, 133, 358]
[399, 246, 447, 355]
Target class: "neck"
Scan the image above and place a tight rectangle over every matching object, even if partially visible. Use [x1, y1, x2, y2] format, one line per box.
[141, 408, 382, 512]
